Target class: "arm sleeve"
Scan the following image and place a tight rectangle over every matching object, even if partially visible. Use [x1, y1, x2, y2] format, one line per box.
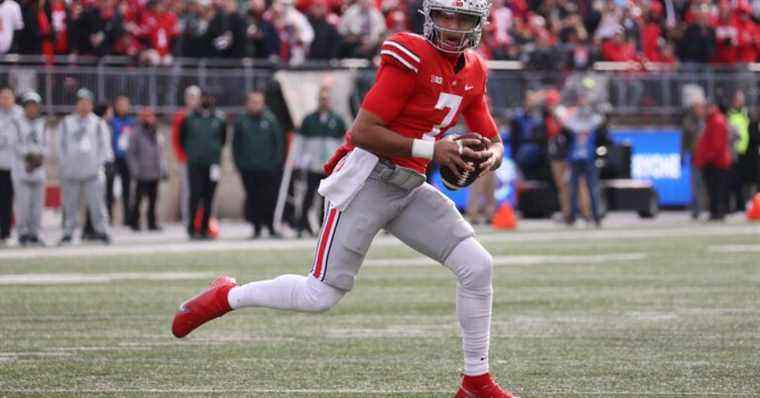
[231, 120, 241, 168]
[12, 121, 25, 157]
[462, 94, 499, 139]
[360, 64, 417, 125]
[58, 121, 66, 161]
[100, 121, 114, 163]
[170, 112, 186, 159]
[126, 132, 139, 176]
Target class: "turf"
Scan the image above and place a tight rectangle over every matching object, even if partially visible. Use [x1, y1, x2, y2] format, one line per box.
[1, 222, 759, 397]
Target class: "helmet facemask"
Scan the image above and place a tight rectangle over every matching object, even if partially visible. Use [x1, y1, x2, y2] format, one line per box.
[422, 0, 491, 53]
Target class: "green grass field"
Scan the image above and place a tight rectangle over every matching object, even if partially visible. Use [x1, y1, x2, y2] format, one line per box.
[1, 222, 759, 397]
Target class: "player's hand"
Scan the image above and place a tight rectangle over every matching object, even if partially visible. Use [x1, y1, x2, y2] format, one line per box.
[476, 136, 496, 177]
[433, 136, 480, 179]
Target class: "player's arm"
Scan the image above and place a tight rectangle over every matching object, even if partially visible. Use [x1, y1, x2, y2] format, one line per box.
[462, 93, 503, 175]
[351, 65, 482, 176]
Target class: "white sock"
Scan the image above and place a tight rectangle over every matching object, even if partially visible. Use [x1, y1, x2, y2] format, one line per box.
[227, 274, 345, 313]
[444, 237, 493, 376]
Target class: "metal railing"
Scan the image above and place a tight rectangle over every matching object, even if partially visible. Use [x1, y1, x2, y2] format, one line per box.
[2, 58, 759, 117]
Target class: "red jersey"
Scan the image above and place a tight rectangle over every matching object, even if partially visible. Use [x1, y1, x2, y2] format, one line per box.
[737, 16, 760, 62]
[325, 32, 498, 175]
[141, 10, 179, 56]
[712, 15, 740, 64]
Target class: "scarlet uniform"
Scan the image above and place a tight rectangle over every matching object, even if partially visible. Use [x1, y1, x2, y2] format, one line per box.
[325, 32, 498, 175]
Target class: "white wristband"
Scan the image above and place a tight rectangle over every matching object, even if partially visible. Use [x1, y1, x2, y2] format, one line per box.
[411, 139, 435, 160]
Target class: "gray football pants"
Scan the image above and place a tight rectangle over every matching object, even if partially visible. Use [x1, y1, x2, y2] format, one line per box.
[13, 180, 44, 237]
[61, 177, 109, 236]
[310, 162, 475, 291]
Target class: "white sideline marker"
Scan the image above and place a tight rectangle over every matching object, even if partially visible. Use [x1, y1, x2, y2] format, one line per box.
[0, 272, 215, 285]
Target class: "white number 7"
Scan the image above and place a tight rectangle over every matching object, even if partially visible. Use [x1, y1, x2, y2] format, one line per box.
[422, 92, 463, 140]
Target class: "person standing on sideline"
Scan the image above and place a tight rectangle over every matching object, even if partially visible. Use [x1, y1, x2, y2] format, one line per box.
[58, 89, 113, 245]
[171, 85, 200, 224]
[12, 92, 48, 246]
[681, 92, 706, 220]
[82, 103, 113, 241]
[293, 87, 345, 236]
[127, 108, 166, 232]
[233, 91, 284, 238]
[106, 95, 136, 225]
[694, 103, 732, 221]
[180, 93, 226, 240]
[726, 90, 751, 212]
[0, 87, 22, 245]
[745, 104, 760, 198]
[560, 92, 603, 227]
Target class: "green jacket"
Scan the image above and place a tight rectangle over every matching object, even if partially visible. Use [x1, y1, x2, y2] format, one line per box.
[180, 110, 227, 167]
[298, 110, 346, 173]
[233, 110, 284, 171]
[300, 110, 346, 139]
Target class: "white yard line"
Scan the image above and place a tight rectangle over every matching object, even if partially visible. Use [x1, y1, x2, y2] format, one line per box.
[0, 272, 215, 285]
[708, 244, 760, 253]
[364, 253, 647, 267]
[0, 224, 758, 261]
[0, 389, 755, 396]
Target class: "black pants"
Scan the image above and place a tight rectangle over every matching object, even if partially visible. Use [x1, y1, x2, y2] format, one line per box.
[703, 165, 729, 220]
[296, 171, 324, 234]
[187, 165, 218, 236]
[131, 180, 159, 229]
[105, 157, 131, 224]
[240, 169, 279, 235]
[0, 169, 13, 239]
[729, 162, 746, 212]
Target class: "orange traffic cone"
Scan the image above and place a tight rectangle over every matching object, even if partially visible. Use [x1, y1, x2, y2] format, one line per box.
[491, 202, 517, 230]
[194, 208, 221, 238]
[207, 217, 220, 238]
[747, 193, 760, 221]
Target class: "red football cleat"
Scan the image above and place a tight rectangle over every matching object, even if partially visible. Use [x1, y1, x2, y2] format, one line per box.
[172, 275, 237, 338]
[455, 373, 519, 398]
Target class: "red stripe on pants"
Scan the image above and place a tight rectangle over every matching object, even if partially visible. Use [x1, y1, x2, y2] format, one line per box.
[312, 207, 338, 279]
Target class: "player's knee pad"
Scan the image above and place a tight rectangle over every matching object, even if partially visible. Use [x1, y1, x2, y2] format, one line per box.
[446, 237, 493, 293]
[302, 275, 345, 313]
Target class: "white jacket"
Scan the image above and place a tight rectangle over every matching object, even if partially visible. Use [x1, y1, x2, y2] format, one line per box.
[12, 116, 48, 183]
[0, 105, 22, 170]
[58, 113, 113, 180]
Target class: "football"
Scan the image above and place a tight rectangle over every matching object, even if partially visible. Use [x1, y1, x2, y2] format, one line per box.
[440, 133, 486, 191]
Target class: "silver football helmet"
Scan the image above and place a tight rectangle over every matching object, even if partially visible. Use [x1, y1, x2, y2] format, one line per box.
[422, 0, 492, 53]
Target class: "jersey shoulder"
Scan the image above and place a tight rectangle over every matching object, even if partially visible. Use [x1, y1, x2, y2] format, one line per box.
[462, 50, 489, 93]
[379, 32, 437, 74]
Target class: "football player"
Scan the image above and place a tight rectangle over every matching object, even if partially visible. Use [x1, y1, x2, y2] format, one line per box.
[172, 0, 517, 395]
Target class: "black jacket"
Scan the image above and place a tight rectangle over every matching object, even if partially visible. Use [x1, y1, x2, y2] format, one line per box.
[207, 9, 247, 58]
[17, 1, 44, 54]
[677, 24, 716, 63]
[70, 6, 124, 56]
[308, 16, 340, 60]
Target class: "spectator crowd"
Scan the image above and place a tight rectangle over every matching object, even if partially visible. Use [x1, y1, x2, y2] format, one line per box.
[5, 0, 760, 67]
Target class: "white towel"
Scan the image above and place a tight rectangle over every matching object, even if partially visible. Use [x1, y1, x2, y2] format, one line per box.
[318, 147, 379, 210]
